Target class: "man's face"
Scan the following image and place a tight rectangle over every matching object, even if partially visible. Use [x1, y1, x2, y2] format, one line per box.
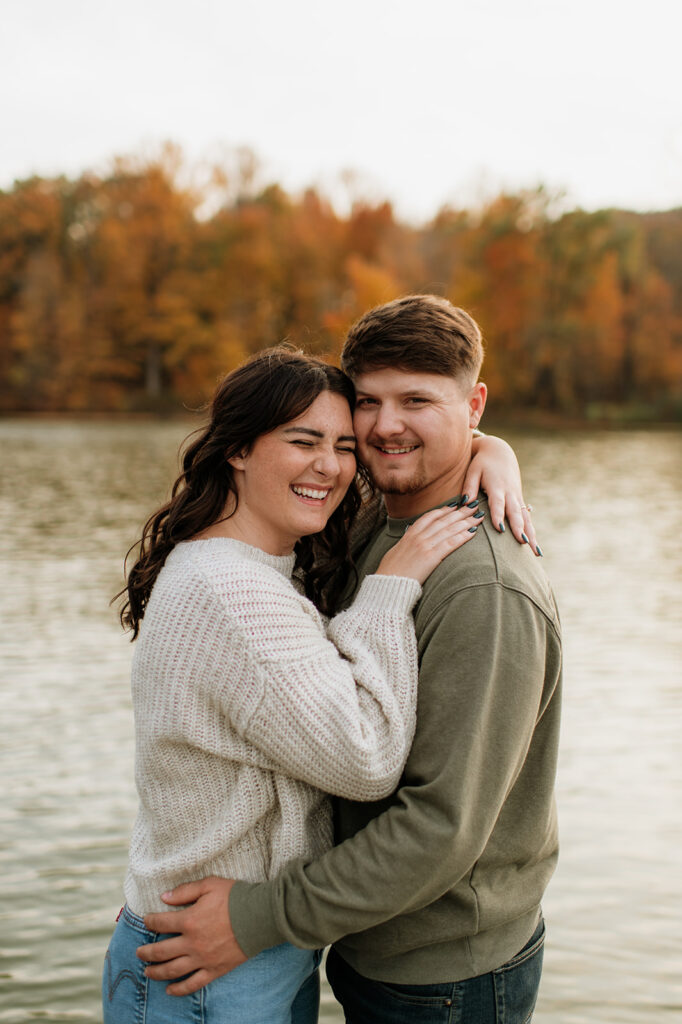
[352, 367, 486, 517]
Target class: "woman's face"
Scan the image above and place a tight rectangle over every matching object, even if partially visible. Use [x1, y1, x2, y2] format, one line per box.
[228, 390, 357, 555]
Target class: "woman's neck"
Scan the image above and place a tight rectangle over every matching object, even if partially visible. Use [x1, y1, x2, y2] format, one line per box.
[192, 504, 296, 556]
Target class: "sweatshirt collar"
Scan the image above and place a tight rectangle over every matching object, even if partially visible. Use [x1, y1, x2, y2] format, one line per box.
[385, 493, 468, 537]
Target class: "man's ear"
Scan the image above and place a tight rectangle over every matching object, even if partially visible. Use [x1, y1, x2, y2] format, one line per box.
[468, 382, 487, 429]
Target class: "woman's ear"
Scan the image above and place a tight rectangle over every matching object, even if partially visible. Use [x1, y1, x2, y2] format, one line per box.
[227, 450, 248, 471]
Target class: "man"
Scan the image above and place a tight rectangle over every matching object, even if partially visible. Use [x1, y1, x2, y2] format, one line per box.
[140, 295, 562, 1022]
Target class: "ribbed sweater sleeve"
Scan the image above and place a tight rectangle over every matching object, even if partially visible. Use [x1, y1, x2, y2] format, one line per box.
[157, 544, 419, 798]
[125, 541, 423, 913]
[217, 573, 422, 800]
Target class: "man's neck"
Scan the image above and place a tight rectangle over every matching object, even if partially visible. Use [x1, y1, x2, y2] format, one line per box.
[382, 469, 469, 520]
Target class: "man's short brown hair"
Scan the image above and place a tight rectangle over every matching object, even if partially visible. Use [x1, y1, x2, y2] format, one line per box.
[341, 294, 484, 389]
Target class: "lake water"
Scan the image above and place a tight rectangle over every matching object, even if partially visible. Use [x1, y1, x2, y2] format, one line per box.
[0, 420, 680, 1023]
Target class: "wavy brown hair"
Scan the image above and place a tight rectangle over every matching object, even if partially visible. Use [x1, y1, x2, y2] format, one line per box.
[117, 347, 365, 638]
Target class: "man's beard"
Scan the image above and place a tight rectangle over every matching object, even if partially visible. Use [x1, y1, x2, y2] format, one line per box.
[370, 467, 427, 495]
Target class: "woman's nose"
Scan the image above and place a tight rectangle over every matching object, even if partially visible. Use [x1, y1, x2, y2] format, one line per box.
[312, 448, 340, 477]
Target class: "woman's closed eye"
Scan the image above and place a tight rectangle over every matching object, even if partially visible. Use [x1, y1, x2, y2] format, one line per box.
[289, 438, 355, 455]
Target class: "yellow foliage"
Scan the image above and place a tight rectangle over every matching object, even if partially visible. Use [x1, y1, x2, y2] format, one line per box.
[0, 153, 680, 416]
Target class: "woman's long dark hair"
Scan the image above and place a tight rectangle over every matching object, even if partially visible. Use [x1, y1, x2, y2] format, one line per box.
[117, 348, 366, 638]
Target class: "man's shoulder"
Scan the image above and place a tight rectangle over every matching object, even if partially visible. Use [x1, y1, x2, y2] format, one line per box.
[417, 509, 559, 630]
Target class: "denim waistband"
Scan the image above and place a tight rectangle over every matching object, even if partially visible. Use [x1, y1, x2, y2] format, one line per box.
[119, 904, 153, 936]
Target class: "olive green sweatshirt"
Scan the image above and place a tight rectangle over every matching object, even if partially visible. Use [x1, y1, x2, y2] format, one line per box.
[230, 495, 562, 983]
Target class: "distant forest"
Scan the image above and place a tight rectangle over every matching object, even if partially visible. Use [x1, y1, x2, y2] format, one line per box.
[1, 145, 680, 420]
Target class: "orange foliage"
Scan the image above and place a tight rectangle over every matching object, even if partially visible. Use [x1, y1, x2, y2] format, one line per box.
[0, 152, 680, 417]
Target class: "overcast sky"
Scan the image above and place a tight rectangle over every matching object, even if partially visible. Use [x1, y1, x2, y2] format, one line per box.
[2, 0, 681, 221]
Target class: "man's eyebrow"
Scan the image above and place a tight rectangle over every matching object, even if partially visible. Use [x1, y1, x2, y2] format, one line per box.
[356, 388, 439, 399]
[282, 427, 356, 443]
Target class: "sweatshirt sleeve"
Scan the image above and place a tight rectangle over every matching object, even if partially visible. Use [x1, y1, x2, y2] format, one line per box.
[228, 581, 561, 955]
[208, 567, 422, 803]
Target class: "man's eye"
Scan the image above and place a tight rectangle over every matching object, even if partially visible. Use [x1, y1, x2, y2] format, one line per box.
[290, 439, 313, 446]
[406, 397, 428, 405]
[355, 398, 377, 408]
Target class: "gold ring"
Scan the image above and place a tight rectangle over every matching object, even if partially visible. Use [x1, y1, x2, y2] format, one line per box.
[520, 504, 534, 513]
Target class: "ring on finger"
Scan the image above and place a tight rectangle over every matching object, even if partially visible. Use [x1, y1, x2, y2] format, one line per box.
[520, 504, 534, 513]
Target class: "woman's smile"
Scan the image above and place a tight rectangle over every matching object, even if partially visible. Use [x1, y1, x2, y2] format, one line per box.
[290, 484, 333, 503]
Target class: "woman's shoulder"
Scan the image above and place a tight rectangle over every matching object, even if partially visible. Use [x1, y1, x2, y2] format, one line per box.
[166, 538, 308, 609]
[139, 540, 330, 669]
[144, 538, 313, 634]
[171, 537, 293, 577]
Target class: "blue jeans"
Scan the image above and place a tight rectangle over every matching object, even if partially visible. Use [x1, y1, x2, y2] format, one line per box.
[102, 904, 321, 1023]
[326, 917, 545, 1024]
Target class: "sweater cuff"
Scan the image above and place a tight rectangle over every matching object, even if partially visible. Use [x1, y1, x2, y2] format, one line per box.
[352, 573, 422, 614]
[230, 879, 284, 957]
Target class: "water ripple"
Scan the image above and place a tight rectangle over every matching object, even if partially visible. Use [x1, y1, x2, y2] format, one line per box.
[1, 421, 680, 1022]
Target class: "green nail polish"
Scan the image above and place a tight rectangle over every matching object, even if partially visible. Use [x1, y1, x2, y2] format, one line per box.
[473, 510, 485, 519]
[460, 494, 468, 505]
[521, 532, 529, 543]
[446, 498, 461, 508]
[467, 499, 479, 508]
[468, 525, 478, 533]
[536, 544, 543, 557]
[499, 522, 505, 533]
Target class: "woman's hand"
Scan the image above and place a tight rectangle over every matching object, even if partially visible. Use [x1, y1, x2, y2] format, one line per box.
[375, 504, 483, 584]
[464, 435, 541, 556]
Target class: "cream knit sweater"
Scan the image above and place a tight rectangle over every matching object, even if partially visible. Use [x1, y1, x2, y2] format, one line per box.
[124, 537, 421, 914]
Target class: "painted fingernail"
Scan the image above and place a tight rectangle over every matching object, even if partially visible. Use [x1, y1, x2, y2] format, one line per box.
[521, 532, 529, 543]
[446, 498, 461, 508]
[536, 544, 543, 557]
[499, 522, 506, 533]
[473, 510, 485, 519]
[460, 494, 469, 505]
[467, 499, 479, 508]
[468, 525, 478, 533]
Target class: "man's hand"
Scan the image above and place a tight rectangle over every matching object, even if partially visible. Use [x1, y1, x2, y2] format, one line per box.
[136, 877, 247, 996]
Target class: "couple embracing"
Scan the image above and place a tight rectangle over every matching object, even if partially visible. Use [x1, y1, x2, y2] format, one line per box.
[103, 295, 562, 1024]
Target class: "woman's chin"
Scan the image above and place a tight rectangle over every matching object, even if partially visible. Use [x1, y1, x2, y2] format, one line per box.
[294, 510, 335, 539]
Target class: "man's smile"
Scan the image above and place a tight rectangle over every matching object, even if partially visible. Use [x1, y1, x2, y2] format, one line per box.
[373, 444, 420, 456]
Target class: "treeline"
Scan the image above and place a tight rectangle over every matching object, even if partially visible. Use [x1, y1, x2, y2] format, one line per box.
[1, 145, 681, 419]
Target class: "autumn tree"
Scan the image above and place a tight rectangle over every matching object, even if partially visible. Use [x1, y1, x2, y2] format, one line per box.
[0, 146, 679, 418]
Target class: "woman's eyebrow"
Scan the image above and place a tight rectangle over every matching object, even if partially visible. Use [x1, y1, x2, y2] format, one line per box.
[282, 427, 356, 443]
[282, 427, 324, 437]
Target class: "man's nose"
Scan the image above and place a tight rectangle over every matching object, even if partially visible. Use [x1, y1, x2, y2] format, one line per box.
[374, 404, 405, 437]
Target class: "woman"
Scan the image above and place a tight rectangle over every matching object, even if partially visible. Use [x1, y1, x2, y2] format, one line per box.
[102, 348, 525, 1024]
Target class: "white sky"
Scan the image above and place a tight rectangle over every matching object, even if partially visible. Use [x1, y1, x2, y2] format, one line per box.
[2, 0, 681, 221]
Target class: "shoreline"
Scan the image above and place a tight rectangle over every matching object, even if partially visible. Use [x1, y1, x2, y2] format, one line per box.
[1, 409, 680, 432]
